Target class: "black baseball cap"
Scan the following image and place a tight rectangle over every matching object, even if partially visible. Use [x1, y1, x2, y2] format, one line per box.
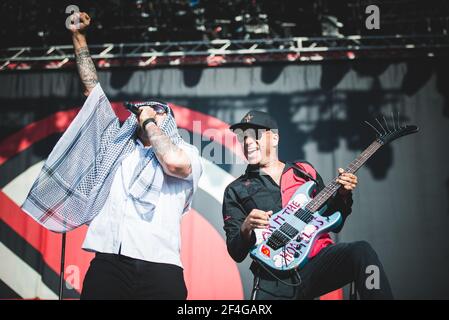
[229, 110, 278, 131]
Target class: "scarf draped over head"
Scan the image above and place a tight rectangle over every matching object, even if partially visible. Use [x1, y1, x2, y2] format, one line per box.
[22, 83, 182, 232]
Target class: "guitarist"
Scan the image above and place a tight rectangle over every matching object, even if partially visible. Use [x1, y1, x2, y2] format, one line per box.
[222, 110, 393, 300]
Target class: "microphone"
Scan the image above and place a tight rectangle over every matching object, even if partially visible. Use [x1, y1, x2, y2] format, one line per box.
[123, 102, 140, 115]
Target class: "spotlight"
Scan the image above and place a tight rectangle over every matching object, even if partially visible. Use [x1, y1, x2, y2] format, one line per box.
[321, 15, 344, 37]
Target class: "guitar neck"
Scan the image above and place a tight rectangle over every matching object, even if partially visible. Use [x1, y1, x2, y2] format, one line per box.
[306, 140, 383, 212]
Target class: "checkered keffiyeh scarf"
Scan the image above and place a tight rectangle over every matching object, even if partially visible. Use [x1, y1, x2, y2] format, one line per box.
[21, 83, 182, 232]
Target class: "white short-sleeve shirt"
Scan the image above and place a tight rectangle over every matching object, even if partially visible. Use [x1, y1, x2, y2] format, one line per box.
[82, 139, 202, 268]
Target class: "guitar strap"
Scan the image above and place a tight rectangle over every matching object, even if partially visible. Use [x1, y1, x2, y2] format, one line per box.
[288, 161, 324, 192]
[290, 162, 317, 183]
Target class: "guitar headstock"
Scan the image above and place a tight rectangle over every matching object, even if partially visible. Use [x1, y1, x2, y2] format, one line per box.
[364, 113, 419, 145]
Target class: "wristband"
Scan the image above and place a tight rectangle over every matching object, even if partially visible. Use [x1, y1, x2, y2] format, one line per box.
[142, 118, 157, 129]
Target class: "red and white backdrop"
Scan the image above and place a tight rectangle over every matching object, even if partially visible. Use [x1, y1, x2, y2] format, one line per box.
[1, 61, 449, 299]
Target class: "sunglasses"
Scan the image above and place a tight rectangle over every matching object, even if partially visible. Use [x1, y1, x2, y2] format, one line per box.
[124, 101, 169, 115]
[140, 104, 168, 114]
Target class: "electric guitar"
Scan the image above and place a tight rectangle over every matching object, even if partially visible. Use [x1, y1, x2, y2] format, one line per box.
[250, 117, 419, 271]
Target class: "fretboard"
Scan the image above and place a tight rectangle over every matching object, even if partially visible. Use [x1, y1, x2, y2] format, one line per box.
[305, 140, 383, 212]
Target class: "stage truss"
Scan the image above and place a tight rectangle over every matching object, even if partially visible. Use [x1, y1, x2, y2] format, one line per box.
[1, 35, 448, 71]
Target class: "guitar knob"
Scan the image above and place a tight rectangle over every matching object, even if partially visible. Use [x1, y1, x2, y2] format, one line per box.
[294, 252, 300, 258]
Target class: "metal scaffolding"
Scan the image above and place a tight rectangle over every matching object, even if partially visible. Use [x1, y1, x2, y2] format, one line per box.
[1, 35, 448, 71]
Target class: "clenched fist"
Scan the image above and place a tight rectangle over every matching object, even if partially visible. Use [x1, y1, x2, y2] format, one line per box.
[138, 106, 167, 129]
[68, 12, 91, 34]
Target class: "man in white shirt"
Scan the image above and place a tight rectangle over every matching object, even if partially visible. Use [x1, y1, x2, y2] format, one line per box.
[68, 12, 203, 299]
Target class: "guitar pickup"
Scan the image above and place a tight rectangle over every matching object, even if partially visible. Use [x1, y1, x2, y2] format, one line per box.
[279, 223, 299, 238]
[266, 230, 291, 250]
[294, 209, 314, 223]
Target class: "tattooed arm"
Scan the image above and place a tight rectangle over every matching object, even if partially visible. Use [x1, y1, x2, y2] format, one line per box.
[147, 124, 192, 178]
[139, 108, 192, 179]
[69, 12, 98, 96]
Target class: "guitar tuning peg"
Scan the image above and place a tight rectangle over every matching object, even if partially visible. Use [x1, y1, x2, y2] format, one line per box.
[391, 111, 397, 130]
[375, 118, 387, 135]
[383, 116, 391, 133]
[364, 120, 382, 136]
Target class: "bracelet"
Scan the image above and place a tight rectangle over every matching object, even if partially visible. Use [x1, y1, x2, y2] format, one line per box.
[142, 118, 157, 129]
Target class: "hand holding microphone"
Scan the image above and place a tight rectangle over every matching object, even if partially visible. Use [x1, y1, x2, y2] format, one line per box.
[124, 102, 158, 130]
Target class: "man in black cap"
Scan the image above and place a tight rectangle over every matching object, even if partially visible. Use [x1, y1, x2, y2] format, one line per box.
[222, 110, 394, 300]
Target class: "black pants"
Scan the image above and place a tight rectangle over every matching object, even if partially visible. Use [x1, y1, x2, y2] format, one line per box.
[80, 252, 188, 300]
[253, 241, 394, 300]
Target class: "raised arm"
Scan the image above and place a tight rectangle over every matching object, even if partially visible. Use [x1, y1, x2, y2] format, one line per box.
[69, 12, 98, 96]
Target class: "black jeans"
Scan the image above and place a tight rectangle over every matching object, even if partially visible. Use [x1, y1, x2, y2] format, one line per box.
[80, 252, 188, 300]
[253, 241, 394, 300]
